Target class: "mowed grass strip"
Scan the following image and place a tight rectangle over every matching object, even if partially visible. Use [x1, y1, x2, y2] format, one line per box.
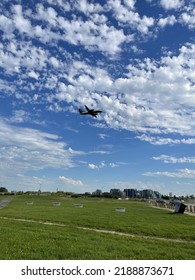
[1, 195, 195, 242]
[0, 219, 195, 260]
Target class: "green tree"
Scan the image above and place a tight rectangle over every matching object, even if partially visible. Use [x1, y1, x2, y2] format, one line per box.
[0, 187, 8, 193]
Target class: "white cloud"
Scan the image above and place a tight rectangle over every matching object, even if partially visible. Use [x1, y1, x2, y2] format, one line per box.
[180, 5, 195, 29]
[0, 39, 49, 74]
[103, 43, 195, 135]
[89, 150, 111, 155]
[158, 15, 177, 28]
[160, 0, 184, 10]
[102, 61, 193, 131]
[109, 162, 119, 168]
[35, 4, 58, 26]
[98, 133, 110, 139]
[28, 70, 39, 80]
[88, 163, 99, 169]
[31, 2, 127, 56]
[152, 155, 195, 163]
[143, 168, 195, 178]
[137, 15, 154, 34]
[0, 2, 126, 56]
[74, 0, 103, 15]
[0, 119, 75, 174]
[47, 0, 71, 12]
[9, 110, 30, 123]
[0, 173, 58, 192]
[0, 118, 114, 190]
[107, 0, 154, 34]
[1, 36, 195, 138]
[59, 176, 84, 186]
[0, 14, 15, 38]
[0, 1, 195, 139]
[124, 0, 136, 9]
[61, 17, 126, 55]
[12, 4, 32, 34]
[136, 135, 195, 145]
[49, 57, 60, 68]
[88, 161, 119, 169]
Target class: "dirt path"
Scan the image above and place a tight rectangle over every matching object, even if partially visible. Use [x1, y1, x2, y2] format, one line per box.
[0, 216, 194, 244]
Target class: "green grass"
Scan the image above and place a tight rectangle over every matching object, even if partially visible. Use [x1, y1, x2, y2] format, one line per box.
[0, 195, 195, 259]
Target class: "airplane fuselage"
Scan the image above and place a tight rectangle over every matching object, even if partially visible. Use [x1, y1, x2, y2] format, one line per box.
[79, 105, 102, 118]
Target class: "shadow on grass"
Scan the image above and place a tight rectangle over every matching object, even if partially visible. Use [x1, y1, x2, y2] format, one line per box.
[168, 212, 186, 215]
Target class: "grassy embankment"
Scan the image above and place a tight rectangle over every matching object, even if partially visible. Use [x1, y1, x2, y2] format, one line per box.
[0, 195, 195, 259]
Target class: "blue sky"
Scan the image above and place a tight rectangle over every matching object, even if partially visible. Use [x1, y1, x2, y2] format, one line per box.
[0, 0, 195, 195]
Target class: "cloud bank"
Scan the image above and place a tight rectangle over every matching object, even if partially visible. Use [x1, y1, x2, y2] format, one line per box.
[0, 0, 194, 141]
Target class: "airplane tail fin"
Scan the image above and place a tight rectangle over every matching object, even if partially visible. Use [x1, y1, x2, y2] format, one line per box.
[79, 109, 84, 114]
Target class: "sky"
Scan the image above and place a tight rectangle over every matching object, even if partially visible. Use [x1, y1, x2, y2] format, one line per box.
[0, 0, 195, 196]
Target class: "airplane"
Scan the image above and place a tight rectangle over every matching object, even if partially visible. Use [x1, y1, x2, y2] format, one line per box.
[79, 105, 102, 118]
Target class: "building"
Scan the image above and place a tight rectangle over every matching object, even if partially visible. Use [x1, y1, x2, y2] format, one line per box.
[93, 189, 102, 196]
[124, 189, 137, 198]
[110, 188, 162, 199]
[153, 191, 162, 199]
[140, 189, 154, 199]
[110, 189, 124, 198]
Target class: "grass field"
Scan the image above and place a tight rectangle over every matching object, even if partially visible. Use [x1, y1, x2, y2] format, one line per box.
[0, 195, 195, 260]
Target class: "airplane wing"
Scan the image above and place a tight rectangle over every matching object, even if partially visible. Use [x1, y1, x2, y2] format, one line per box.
[84, 105, 92, 112]
[91, 113, 98, 118]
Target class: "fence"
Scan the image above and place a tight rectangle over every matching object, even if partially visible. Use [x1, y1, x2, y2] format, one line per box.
[150, 202, 195, 214]
[185, 204, 195, 213]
